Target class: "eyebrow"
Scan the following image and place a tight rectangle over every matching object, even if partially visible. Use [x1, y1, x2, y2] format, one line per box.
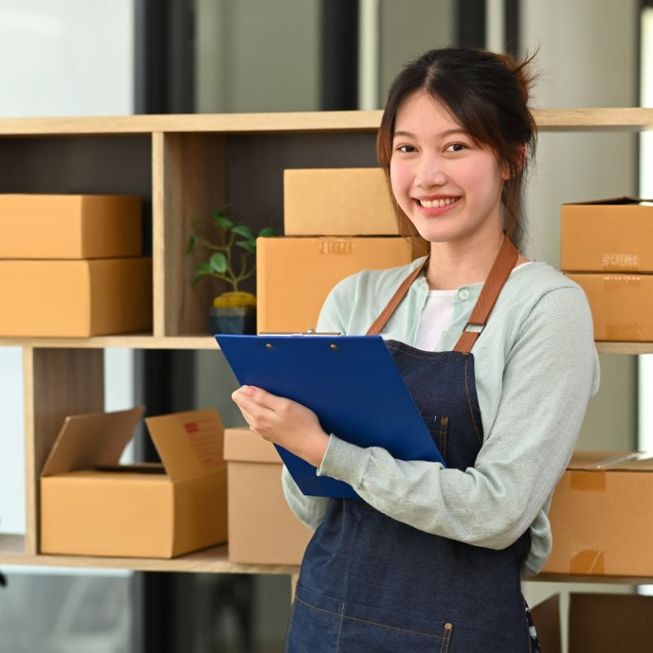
[393, 128, 470, 139]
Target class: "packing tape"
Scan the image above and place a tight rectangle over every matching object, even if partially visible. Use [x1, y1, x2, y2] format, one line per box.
[570, 470, 606, 492]
[569, 549, 605, 575]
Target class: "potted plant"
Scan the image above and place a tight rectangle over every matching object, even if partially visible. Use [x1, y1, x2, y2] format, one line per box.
[187, 210, 277, 334]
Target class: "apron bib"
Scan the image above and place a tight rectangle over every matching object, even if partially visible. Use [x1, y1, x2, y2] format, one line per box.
[286, 237, 539, 653]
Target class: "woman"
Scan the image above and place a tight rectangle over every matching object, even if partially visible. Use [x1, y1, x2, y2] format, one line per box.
[232, 47, 599, 652]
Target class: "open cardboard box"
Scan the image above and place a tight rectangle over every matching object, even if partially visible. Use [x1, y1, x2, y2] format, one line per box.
[532, 592, 653, 653]
[543, 451, 653, 577]
[40, 407, 227, 558]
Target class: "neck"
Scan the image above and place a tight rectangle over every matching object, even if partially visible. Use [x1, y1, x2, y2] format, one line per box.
[425, 231, 506, 290]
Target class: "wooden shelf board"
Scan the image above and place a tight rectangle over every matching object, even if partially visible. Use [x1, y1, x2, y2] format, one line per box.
[530, 572, 653, 585]
[1, 338, 650, 354]
[595, 341, 653, 355]
[0, 335, 218, 350]
[0, 111, 383, 135]
[2, 108, 653, 136]
[534, 107, 653, 130]
[2, 534, 648, 584]
[0, 535, 298, 575]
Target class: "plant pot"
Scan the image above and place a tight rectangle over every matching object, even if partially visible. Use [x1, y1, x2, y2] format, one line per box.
[209, 306, 256, 335]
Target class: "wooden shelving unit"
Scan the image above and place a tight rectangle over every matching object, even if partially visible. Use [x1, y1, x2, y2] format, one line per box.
[0, 535, 297, 575]
[0, 107, 650, 581]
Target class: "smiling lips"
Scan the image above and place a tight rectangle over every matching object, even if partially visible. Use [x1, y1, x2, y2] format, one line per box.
[417, 197, 460, 209]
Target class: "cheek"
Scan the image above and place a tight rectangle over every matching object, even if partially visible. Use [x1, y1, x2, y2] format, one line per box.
[389, 160, 412, 204]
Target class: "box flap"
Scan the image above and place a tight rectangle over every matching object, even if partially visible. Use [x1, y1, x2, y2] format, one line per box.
[564, 196, 653, 206]
[224, 427, 283, 463]
[41, 406, 145, 477]
[568, 450, 653, 471]
[145, 408, 224, 480]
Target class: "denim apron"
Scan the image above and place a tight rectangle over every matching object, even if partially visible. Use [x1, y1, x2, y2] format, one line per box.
[285, 237, 540, 652]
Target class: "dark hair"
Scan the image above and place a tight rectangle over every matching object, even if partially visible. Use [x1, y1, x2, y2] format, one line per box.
[377, 47, 537, 254]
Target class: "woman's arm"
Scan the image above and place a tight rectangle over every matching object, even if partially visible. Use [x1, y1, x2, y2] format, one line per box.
[317, 286, 599, 549]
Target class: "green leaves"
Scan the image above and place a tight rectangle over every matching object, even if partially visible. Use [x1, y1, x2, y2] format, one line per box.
[236, 240, 255, 253]
[209, 252, 227, 273]
[211, 211, 233, 231]
[231, 225, 254, 241]
[187, 209, 278, 293]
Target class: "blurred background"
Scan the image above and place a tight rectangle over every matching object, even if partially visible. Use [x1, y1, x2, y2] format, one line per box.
[0, 0, 651, 651]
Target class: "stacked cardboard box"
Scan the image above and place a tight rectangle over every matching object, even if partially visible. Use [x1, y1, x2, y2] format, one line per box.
[561, 198, 653, 341]
[256, 168, 414, 333]
[226, 168, 415, 564]
[224, 427, 312, 565]
[0, 194, 152, 336]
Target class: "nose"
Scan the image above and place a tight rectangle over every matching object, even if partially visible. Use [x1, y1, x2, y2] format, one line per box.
[415, 153, 447, 189]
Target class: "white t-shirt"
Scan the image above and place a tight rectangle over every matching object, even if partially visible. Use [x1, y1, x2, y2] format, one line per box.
[414, 289, 457, 351]
[415, 263, 535, 351]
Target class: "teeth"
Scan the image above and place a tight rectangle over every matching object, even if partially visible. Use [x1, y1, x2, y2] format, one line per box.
[419, 197, 458, 208]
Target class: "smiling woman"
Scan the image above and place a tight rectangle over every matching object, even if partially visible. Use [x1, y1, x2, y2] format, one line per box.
[230, 47, 600, 653]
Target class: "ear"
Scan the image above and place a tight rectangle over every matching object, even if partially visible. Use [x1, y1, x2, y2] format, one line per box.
[502, 144, 528, 181]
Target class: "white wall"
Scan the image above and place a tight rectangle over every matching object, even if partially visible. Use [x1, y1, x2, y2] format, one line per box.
[0, 0, 133, 117]
[0, 0, 135, 534]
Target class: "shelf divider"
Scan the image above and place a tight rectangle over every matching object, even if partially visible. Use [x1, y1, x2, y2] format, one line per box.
[23, 348, 104, 555]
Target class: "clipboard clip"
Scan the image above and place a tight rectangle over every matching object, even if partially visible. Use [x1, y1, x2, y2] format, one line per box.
[258, 329, 342, 336]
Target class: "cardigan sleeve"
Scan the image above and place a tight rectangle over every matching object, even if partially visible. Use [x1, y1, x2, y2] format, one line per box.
[316, 286, 599, 559]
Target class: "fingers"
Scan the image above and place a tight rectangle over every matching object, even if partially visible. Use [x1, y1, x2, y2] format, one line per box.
[231, 386, 278, 436]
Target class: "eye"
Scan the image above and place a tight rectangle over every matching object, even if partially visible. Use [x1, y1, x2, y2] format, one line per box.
[446, 142, 467, 153]
[394, 144, 416, 153]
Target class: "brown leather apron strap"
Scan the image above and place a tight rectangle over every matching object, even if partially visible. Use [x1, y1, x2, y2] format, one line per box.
[452, 235, 519, 353]
[366, 235, 520, 352]
[367, 257, 430, 336]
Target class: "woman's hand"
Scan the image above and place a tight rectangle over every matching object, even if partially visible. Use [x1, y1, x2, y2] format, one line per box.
[231, 385, 330, 468]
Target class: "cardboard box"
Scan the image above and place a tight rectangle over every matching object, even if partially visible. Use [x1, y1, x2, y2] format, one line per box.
[542, 451, 653, 576]
[0, 194, 142, 259]
[566, 272, 653, 341]
[256, 237, 413, 333]
[284, 168, 399, 236]
[40, 407, 228, 558]
[224, 427, 311, 565]
[531, 592, 653, 653]
[0, 257, 152, 337]
[561, 197, 653, 272]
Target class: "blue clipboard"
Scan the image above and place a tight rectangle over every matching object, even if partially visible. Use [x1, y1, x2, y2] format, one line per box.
[216, 334, 445, 498]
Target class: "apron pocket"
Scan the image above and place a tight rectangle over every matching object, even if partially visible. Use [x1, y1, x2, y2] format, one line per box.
[285, 593, 343, 653]
[421, 414, 449, 460]
[339, 614, 453, 653]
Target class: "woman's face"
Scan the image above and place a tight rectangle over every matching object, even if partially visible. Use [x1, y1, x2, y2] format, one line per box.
[390, 90, 507, 247]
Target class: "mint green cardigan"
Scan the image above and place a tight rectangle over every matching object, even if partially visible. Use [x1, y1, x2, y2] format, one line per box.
[282, 258, 600, 575]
